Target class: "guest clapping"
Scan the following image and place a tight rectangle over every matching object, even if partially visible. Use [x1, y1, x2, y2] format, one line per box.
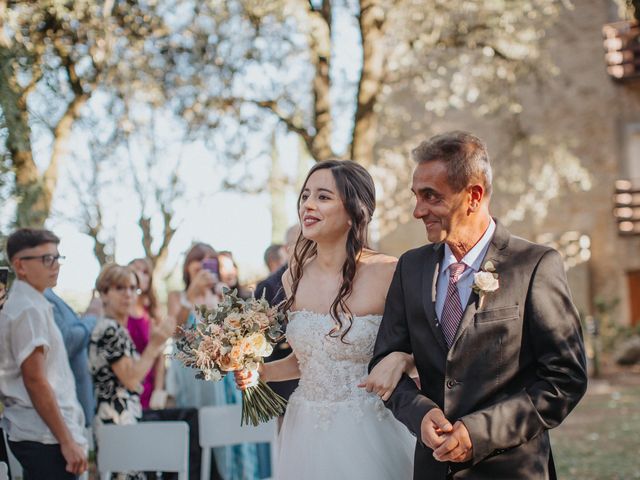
[89, 264, 174, 427]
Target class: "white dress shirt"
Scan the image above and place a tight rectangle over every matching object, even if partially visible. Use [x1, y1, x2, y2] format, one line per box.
[0, 280, 86, 445]
[435, 219, 496, 321]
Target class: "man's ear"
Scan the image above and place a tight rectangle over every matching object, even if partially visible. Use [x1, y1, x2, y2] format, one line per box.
[11, 258, 25, 278]
[468, 184, 485, 212]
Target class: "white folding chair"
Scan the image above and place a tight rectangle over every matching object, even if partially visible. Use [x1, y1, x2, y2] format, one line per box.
[96, 421, 189, 480]
[1, 430, 21, 480]
[198, 405, 277, 480]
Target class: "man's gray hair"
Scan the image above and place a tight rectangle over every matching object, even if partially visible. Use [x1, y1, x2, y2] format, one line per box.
[411, 131, 493, 196]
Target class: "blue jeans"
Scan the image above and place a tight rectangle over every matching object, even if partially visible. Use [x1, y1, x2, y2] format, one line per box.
[7, 440, 77, 480]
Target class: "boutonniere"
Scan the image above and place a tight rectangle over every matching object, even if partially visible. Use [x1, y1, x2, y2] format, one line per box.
[472, 261, 499, 309]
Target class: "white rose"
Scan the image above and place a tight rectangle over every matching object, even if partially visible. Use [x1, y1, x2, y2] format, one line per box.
[245, 361, 259, 372]
[260, 342, 273, 357]
[246, 333, 273, 358]
[473, 271, 499, 292]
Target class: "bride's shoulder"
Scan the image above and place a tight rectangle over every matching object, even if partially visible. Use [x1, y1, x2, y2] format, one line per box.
[359, 251, 398, 277]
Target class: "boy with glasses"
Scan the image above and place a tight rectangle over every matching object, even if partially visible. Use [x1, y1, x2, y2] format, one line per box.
[0, 228, 87, 479]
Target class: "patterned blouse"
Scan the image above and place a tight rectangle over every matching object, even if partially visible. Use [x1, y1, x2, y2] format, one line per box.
[89, 318, 142, 426]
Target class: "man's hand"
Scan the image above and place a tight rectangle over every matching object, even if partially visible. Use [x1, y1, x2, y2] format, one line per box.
[60, 441, 88, 475]
[420, 408, 453, 450]
[432, 420, 473, 463]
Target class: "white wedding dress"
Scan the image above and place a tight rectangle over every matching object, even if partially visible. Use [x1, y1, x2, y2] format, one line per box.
[275, 310, 414, 480]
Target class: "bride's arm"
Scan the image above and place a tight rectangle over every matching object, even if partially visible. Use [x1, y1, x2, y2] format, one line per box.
[261, 351, 300, 382]
[234, 351, 301, 389]
[358, 352, 416, 401]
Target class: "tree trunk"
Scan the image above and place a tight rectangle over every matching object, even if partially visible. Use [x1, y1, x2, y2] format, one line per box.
[1, 45, 89, 227]
[88, 224, 112, 266]
[139, 211, 176, 288]
[42, 93, 89, 222]
[0, 47, 45, 226]
[307, 0, 334, 161]
[350, 0, 387, 167]
[269, 132, 287, 243]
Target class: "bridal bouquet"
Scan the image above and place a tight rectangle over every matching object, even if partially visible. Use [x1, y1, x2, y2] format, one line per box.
[175, 289, 287, 426]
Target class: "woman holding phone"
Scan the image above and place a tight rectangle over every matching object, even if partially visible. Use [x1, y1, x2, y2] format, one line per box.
[166, 243, 262, 480]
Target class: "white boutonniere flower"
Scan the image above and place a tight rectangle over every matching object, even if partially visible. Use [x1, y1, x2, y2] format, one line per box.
[472, 261, 499, 308]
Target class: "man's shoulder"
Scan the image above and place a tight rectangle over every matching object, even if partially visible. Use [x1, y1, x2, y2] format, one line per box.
[506, 234, 558, 262]
[255, 265, 287, 305]
[256, 265, 285, 291]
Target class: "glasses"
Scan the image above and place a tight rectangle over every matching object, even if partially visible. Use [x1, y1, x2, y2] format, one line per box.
[18, 254, 65, 268]
[112, 285, 141, 295]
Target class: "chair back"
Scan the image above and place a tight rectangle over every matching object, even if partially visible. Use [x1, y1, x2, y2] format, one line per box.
[96, 421, 189, 480]
[198, 405, 277, 480]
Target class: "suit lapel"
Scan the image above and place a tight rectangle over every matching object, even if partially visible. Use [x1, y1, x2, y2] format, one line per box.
[422, 243, 448, 353]
[450, 219, 511, 350]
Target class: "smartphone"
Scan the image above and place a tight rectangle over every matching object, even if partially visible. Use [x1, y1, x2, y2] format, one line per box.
[0, 266, 9, 310]
[202, 258, 219, 278]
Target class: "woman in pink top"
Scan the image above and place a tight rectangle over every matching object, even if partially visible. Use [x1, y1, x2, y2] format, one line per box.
[127, 257, 165, 410]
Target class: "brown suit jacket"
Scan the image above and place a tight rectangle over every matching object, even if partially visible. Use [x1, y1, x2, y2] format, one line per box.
[370, 220, 587, 479]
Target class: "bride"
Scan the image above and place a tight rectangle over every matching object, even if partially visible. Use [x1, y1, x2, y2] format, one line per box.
[237, 160, 416, 479]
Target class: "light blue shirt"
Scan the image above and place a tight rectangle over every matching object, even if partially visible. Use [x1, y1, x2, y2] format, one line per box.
[435, 219, 496, 320]
[44, 289, 97, 426]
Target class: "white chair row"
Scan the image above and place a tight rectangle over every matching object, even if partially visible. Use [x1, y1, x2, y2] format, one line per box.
[97, 404, 277, 480]
[1, 404, 275, 480]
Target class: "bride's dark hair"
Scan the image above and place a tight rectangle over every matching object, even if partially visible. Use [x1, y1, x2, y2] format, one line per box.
[282, 160, 376, 341]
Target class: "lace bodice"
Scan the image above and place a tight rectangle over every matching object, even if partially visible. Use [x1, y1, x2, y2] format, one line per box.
[286, 310, 390, 428]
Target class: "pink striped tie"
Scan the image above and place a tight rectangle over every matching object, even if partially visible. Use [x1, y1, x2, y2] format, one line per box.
[441, 262, 466, 348]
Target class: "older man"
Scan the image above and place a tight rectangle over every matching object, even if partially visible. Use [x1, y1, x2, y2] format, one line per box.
[371, 131, 587, 479]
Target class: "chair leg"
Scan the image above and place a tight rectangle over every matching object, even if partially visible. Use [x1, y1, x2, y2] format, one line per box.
[200, 448, 211, 480]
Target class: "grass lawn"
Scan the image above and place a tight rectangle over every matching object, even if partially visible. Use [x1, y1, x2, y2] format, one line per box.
[551, 366, 640, 480]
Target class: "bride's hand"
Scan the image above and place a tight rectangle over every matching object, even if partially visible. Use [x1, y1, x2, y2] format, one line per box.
[234, 365, 264, 390]
[358, 352, 414, 401]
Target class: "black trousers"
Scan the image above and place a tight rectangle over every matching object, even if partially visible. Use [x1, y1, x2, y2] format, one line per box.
[141, 407, 222, 480]
[7, 439, 76, 480]
[0, 427, 12, 479]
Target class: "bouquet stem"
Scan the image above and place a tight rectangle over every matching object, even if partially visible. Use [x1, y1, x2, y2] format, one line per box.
[241, 379, 288, 426]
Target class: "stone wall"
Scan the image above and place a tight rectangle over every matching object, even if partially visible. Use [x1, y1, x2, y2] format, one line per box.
[376, 1, 640, 324]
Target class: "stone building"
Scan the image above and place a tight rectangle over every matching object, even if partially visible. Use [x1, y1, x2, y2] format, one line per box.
[376, 1, 640, 327]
